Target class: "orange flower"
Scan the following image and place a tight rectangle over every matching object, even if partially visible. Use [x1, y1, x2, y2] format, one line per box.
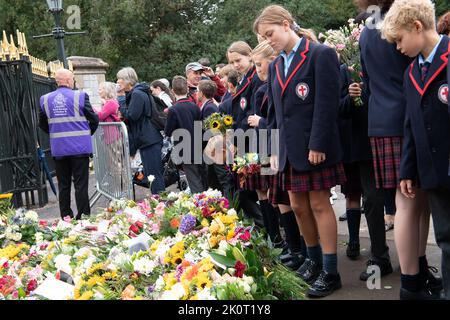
[121, 285, 136, 300]
[170, 218, 180, 228]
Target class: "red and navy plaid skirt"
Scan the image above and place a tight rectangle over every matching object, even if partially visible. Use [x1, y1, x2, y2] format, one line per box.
[281, 162, 346, 193]
[241, 172, 270, 191]
[370, 137, 403, 189]
[268, 172, 291, 205]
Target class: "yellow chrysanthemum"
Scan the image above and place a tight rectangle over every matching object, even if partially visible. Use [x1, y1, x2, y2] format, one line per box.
[87, 275, 105, 287]
[78, 290, 94, 300]
[0, 244, 29, 260]
[201, 218, 209, 227]
[227, 229, 235, 241]
[164, 273, 177, 290]
[208, 236, 218, 248]
[150, 240, 160, 253]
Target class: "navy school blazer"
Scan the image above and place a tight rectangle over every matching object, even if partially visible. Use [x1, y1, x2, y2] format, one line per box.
[164, 98, 202, 163]
[201, 100, 219, 120]
[229, 66, 264, 130]
[400, 36, 450, 190]
[267, 39, 342, 172]
[338, 64, 372, 164]
[359, 26, 413, 137]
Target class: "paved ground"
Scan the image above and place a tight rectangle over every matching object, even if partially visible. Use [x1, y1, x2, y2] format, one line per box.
[32, 175, 442, 300]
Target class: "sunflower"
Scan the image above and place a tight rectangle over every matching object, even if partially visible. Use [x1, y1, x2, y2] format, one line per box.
[194, 273, 212, 290]
[211, 120, 221, 130]
[223, 116, 233, 126]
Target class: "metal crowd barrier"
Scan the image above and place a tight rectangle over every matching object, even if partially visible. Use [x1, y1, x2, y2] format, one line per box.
[89, 122, 133, 207]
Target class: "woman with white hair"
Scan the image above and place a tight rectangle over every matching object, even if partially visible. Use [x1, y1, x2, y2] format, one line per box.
[117, 67, 165, 194]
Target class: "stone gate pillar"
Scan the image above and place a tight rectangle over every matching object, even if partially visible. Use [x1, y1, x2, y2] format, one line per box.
[67, 56, 109, 108]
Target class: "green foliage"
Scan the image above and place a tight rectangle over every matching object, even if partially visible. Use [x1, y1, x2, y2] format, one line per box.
[0, 0, 446, 83]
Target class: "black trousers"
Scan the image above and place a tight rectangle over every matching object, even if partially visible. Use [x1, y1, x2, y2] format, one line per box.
[428, 188, 450, 300]
[358, 160, 390, 262]
[54, 156, 90, 220]
[183, 164, 208, 194]
[207, 164, 235, 199]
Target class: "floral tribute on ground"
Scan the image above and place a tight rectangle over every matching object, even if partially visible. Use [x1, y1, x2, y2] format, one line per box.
[0, 191, 307, 300]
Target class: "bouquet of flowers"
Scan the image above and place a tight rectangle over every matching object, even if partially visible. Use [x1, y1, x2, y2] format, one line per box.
[203, 113, 233, 135]
[232, 153, 264, 189]
[320, 19, 365, 106]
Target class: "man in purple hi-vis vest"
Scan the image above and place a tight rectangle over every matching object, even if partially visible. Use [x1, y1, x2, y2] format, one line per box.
[39, 69, 99, 220]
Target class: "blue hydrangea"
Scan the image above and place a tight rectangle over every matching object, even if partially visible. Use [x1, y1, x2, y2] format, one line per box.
[179, 214, 197, 235]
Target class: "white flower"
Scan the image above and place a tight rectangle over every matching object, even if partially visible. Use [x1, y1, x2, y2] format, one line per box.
[74, 247, 92, 259]
[82, 256, 97, 270]
[243, 275, 254, 285]
[217, 240, 229, 256]
[154, 276, 165, 292]
[159, 291, 178, 300]
[241, 281, 251, 293]
[113, 253, 131, 268]
[197, 288, 217, 300]
[171, 283, 187, 300]
[54, 254, 73, 275]
[167, 192, 178, 200]
[133, 256, 155, 275]
[35, 232, 44, 244]
[25, 211, 39, 223]
[148, 175, 155, 183]
[227, 209, 237, 217]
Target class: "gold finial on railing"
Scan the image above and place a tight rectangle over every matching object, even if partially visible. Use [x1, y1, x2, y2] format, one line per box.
[68, 59, 73, 72]
[2, 31, 9, 57]
[16, 30, 23, 55]
[21, 32, 29, 57]
[9, 34, 18, 60]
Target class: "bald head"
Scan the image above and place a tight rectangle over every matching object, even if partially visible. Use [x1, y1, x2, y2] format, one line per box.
[55, 69, 75, 89]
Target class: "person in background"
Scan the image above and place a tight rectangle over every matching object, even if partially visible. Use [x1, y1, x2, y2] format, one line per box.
[117, 67, 165, 194]
[186, 62, 227, 105]
[165, 76, 207, 194]
[437, 11, 450, 36]
[39, 69, 99, 220]
[151, 80, 175, 108]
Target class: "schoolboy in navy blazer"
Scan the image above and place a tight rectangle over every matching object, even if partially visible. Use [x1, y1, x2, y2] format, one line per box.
[400, 36, 450, 190]
[359, 21, 414, 138]
[201, 100, 219, 120]
[164, 98, 201, 164]
[267, 38, 342, 172]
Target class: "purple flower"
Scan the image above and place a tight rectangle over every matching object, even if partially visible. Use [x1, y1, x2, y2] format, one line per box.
[175, 264, 184, 281]
[179, 214, 197, 235]
[147, 285, 155, 294]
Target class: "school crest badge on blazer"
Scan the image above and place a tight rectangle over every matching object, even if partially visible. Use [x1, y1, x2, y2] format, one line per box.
[240, 97, 247, 110]
[296, 83, 309, 100]
[438, 84, 448, 104]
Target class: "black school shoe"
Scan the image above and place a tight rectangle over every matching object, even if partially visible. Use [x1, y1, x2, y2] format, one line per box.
[346, 242, 360, 260]
[283, 253, 306, 271]
[296, 258, 322, 284]
[307, 271, 342, 298]
[424, 266, 443, 294]
[400, 288, 441, 300]
[359, 259, 393, 281]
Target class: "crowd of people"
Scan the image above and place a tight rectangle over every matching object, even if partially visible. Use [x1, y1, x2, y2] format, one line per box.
[39, 0, 450, 300]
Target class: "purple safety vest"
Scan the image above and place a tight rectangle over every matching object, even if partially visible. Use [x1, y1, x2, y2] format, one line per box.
[41, 87, 93, 157]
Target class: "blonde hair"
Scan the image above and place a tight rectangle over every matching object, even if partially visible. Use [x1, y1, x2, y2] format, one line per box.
[381, 0, 436, 43]
[99, 82, 117, 100]
[117, 67, 138, 86]
[252, 40, 277, 59]
[253, 5, 318, 43]
[218, 64, 235, 78]
[227, 41, 253, 59]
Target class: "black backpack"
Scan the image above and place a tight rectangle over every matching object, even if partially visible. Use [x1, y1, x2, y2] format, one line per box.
[145, 92, 168, 131]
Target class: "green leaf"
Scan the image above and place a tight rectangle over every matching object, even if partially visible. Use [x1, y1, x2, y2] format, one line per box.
[209, 252, 237, 268]
[18, 288, 26, 299]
